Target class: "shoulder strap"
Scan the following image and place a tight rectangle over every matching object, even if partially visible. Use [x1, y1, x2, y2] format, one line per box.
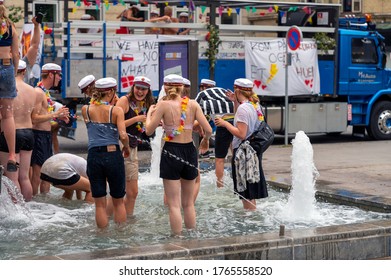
[109, 106, 114, 123]
[86, 105, 91, 122]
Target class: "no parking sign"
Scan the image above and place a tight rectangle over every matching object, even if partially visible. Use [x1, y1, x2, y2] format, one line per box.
[287, 26, 302, 51]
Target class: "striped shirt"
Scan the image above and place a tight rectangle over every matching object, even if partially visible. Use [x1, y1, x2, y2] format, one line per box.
[195, 87, 234, 115]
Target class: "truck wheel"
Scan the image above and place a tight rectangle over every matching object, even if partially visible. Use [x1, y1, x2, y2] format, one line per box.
[367, 101, 391, 140]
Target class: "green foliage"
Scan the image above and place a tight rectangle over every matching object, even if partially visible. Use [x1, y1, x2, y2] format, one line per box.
[7, 5, 24, 24]
[313, 32, 336, 54]
[204, 24, 222, 71]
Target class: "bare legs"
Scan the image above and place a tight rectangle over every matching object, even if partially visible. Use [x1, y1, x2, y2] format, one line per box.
[215, 157, 225, 188]
[163, 178, 196, 235]
[94, 196, 126, 228]
[124, 179, 138, 216]
[0, 99, 16, 163]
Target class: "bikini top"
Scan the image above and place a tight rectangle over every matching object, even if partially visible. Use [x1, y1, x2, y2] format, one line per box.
[0, 23, 13, 47]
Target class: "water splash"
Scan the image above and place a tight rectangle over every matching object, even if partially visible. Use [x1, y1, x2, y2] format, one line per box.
[148, 126, 163, 181]
[283, 131, 320, 220]
[0, 177, 34, 224]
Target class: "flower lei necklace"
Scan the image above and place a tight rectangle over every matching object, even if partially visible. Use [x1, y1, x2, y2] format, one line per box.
[163, 96, 189, 142]
[37, 81, 55, 113]
[242, 100, 264, 122]
[89, 98, 109, 106]
[130, 101, 146, 133]
[0, 20, 7, 40]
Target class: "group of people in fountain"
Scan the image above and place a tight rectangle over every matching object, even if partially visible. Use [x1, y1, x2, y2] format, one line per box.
[75, 73, 268, 234]
[0, 3, 268, 236]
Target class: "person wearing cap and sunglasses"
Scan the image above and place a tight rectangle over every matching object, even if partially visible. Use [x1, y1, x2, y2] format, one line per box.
[146, 74, 212, 236]
[115, 76, 155, 217]
[0, 3, 19, 173]
[214, 78, 268, 210]
[30, 63, 70, 196]
[0, 60, 35, 201]
[82, 77, 130, 228]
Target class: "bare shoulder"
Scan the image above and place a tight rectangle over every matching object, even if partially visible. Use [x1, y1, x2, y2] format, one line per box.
[116, 95, 129, 108]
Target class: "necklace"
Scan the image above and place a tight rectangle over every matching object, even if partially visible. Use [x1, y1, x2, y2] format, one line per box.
[130, 101, 146, 133]
[89, 98, 109, 106]
[242, 100, 264, 122]
[163, 96, 189, 142]
[0, 20, 7, 40]
[37, 81, 55, 113]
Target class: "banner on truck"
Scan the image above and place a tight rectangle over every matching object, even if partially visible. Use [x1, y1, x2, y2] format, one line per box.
[245, 39, 320, 96]
[115, 35, 190, 92]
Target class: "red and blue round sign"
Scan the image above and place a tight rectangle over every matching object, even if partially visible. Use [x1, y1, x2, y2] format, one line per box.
[287, 26, 302, 51]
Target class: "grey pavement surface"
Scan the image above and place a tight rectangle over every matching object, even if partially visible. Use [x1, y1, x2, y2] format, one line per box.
[59, 118, 391, 212]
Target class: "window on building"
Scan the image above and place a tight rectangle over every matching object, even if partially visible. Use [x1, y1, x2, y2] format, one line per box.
[33, 2, 58, 23]
[351, 38, 378, 64]
[352, 0, 362, 12]
[343, 0, 352, 12]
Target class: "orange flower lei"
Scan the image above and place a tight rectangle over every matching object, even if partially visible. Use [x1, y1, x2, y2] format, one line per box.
[163, 96, 189, 141]
[37, 81, 55, 113]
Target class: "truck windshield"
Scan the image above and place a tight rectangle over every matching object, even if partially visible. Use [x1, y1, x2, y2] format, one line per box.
[351, 38, 378, 64]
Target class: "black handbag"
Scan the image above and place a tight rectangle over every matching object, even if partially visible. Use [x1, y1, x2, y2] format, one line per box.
[246, 121, 275, 154]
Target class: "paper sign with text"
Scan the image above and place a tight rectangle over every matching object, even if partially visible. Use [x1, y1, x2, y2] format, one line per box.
[245, 39, 320, 96]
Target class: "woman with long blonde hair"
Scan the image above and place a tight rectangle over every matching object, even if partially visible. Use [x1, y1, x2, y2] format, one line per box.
[0, 3, 19, 172]
[146, 75, 212, 236]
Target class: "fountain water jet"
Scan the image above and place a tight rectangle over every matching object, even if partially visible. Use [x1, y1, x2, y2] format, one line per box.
[283, 131, 320, 220]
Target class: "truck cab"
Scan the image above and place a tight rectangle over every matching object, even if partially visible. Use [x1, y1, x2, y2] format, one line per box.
[336, 18, 391, 139]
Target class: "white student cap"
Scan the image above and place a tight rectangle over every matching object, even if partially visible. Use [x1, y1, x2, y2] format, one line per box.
[234, 78, 254, 90]
[150, 10, 159, 15]
[179, 12, 189, 17]
[183, 78, 191, 86]
[78, 75, 95, 91]
[134, 76, 151, 88]
[41, 63, 62, 73]
[200, 78, 216, 86]
[18, 60, 27, 70]
[164, 74, 183, 85]
[81, 14, 92, 20]
[95, 77, 117, 89]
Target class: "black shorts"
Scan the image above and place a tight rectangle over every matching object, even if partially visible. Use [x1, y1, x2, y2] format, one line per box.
[31, 130, 52, 167]
[40, 173, 80, 186]
[87, 145, 126, 199]
[160, 142, 198, 180]
[0, 128, 35, 153]
[215, 119, 233, 158]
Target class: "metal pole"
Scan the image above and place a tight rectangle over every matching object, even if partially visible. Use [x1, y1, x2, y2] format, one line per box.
[284, 44, 291, 146]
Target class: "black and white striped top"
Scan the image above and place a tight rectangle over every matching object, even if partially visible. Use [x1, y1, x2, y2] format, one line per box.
[195, 87, 234, 115]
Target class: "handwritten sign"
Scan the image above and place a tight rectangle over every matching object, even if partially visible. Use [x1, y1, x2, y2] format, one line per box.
[245, 39, 320, 96]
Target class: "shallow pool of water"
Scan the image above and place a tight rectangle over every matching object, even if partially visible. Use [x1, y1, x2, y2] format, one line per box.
[0, 171, 390, 260]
